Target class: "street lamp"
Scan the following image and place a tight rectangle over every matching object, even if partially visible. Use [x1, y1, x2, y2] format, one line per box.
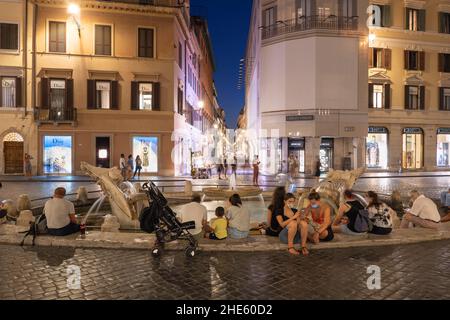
[68, 3, 81, 37]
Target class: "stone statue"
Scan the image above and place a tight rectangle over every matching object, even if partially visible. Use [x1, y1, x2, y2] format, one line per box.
[80, 162, 149, 229]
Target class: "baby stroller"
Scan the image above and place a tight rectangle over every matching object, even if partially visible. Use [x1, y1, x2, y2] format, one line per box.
[139, 181, 198, 258]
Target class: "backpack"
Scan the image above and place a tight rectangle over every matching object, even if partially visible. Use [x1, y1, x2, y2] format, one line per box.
[20, 214, 48, 246]
[354, 209, 370, 233]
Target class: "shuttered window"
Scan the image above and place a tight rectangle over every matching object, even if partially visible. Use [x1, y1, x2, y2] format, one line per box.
[406, 8, 426, 31]
[405, 85, 425, 110]
[49, 21, 66, 53]
[131, 82, 159, 110]
[138, 28, 154, 58]
[95, 25, 112, 56]
[0, 23, 19, 50]
[87, 80, 119, 109]
[369, 83, 390, 109]
[439, 12, 450, 34]
[178, 42, 183, 69]
[438, 53, 450, 73]
[404, 50, 425, 71]
[440, 88, 450, 111]
[369, 48, 391, 69]
[0, 77, 17, 107]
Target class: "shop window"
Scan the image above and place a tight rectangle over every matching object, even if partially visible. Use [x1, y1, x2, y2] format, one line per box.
[132, 136, 158, 173]
[366, 128, 388, 169]
[402, 128, 423, 169]
[437, 129, 450, 167]
[43, 136, 72, 174]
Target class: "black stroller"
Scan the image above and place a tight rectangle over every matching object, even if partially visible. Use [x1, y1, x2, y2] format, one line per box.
[139, 181, 198, 258]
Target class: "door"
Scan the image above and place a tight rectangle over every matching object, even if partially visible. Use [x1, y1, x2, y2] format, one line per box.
[4, 141, 24, 174]
[95, 137, 111, 168]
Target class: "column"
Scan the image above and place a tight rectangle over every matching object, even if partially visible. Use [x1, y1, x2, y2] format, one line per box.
[389, 124, 402, 172]
[305, 137, 321, 175]
[424, 126, 436, 171]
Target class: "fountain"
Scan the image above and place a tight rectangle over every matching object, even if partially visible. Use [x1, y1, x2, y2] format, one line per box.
[80, 162, 149, 229]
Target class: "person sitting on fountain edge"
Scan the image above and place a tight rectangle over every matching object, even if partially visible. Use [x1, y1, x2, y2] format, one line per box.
[178, 193, 208, 240]
[44, 187, 81, 236]
[204, 206, 228, 240]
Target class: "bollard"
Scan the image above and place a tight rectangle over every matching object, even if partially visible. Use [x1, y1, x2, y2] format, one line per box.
[16, 210, 35, 227]
[185, 180, 193, 196]
[76, 186, 89, 204]
[3, 200, 18, 219]
[17, 194, 32, 211]
[101, 215, 121, 233]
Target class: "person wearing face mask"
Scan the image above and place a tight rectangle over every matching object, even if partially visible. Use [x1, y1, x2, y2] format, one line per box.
[277, 193, 309, 256]
[301, 192, 334, 244]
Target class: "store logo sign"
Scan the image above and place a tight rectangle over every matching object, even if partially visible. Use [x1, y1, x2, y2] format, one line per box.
[286, 115, 314, 122]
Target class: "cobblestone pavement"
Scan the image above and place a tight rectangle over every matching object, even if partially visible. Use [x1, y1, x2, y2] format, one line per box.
[1, 240, 449, 300]
[1, 175, 450, 202]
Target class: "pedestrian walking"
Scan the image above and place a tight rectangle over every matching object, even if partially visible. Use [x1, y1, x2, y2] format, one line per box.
[224, 158, 228, 178]
[133, 155, 143, 180]
[231, 155, 237, 177]
[252, 155, 260, 186]
[24, 153, 33, 178]
[119, 154, 127, 179]
[127, 155, 134, 181]
[314, 158, 321, 183]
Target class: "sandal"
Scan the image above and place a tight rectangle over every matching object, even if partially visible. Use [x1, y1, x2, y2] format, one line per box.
[288, 247, 300, 256]
[300, 247, 309, 256]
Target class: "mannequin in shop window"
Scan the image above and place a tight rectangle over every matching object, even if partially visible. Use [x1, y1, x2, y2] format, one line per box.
[366, 135, 380, 168]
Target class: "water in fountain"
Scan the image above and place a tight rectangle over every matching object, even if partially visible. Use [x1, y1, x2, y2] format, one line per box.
[82, 193, 107, 225]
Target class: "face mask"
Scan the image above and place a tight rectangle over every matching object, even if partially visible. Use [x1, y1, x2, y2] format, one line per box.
[311, 204, 320, 209]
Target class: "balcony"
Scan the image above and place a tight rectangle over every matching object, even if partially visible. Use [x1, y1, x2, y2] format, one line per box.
[262, 15, 359, 40]
[34, 108, 77, 126]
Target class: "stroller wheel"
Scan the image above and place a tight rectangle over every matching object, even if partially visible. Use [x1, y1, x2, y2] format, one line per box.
[151, 247, 162, 258]
[185, 246, 196, 258]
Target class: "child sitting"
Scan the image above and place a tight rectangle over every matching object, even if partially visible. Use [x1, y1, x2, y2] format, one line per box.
[205, 207, 228, 240]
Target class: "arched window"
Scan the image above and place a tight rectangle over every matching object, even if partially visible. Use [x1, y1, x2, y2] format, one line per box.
[3, 132, 24, 142]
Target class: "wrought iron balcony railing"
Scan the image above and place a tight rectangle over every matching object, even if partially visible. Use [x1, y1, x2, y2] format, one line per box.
[34, 108, 78, 125]
[262, 15, 359, 40]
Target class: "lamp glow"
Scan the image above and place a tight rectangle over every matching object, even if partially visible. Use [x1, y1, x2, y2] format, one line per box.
[369, 33, 377, 44]
[198, 101, 204, 109]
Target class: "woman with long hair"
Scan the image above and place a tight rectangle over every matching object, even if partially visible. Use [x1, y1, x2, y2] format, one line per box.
[365, 191, 393, 235]
[265, 187, 286, 237]
[226, 194, 250, 239]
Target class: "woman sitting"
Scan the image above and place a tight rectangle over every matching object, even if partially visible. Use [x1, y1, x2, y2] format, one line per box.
[301, 192, 334, 244]
[365, 191, 393, 235]
[265, 187, 286, 237]
[276, 193, 309, 256]
[226, 194, 250, 239]
[332, 190, 367, 236]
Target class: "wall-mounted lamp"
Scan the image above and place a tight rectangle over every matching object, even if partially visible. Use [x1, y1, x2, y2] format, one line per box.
[368, 33, 377, 46]
[68, 4, 81, 37]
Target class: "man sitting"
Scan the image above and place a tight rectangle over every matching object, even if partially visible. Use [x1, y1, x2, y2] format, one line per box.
[178, 194, 208, 240]
[440, 189, 450, 223]
[400, 191, 441, 230]
[44, 187, 80, 236]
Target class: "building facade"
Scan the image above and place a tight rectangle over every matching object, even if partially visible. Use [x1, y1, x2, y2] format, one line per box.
[0, 0, 37, 175]
[367, 0, 450, 172]
[245, 0, 369, 175]
[0, 0, 220, 176]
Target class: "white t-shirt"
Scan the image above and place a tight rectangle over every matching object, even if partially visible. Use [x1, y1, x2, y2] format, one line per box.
[178, 202, 207, 235]
[227, 205, 250, 232]
[44, 198, 75, 229]
[119, 158, 126, 169]
[410, 195, 441, 223]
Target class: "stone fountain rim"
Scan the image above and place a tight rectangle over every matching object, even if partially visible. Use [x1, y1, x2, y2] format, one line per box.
[202, 187, 263, 198]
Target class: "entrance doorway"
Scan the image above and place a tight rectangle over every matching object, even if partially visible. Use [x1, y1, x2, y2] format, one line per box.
[95, 136, 111, 168]
[3, 132, 24, 174]
[320, 138, 334, 172]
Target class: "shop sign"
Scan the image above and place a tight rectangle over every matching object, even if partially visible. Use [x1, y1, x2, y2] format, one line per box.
[50, 80, 66, 89]
[438, 128, 450, 135]
[403, 128, 423, 134]
[286, 115, 315, 122]
[321, 138, 334, 149]
[96, 81, 110, 91]
[369, 127, 388, 134]
[288, 139, 305, 150]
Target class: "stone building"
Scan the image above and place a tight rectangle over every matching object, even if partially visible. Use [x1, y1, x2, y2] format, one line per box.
[0, 0, 37, 175]
[0, 0, 220, 176]
[367, 0, 450, 172]
[244, 0, 369, 175]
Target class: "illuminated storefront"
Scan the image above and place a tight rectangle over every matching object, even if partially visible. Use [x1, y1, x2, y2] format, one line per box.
[132, 136, 158, 173]
[320, 138, 334, 172]
[288, 138, 305, 173]
[402, 128, 424, 169]
[366, 127, 388, 169]
[261, 138, 282, 174]
[437, 128, 450, 167]
[43, 136, 72, 174]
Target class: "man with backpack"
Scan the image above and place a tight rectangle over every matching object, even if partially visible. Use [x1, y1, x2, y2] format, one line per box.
[44, 187, 80, 236]
[332, 190, 368, 236]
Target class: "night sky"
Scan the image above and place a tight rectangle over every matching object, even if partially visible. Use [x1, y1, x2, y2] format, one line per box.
[191, 0, 253, 128]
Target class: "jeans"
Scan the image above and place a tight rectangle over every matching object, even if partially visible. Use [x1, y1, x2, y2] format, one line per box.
[279, 227, 301, 245]
[48, 222, 80, 236]
[400, 214, 440, 230]
[441, 192, 450, 207]
[339, 224, 366, 236]
[227, 227, 249, 239]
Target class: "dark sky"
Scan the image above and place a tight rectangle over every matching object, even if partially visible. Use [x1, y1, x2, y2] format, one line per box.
[191, 0, 253, 128]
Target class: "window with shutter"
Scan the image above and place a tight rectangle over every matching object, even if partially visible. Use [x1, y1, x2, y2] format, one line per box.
[95, 25, 112, 56]
[419, 86, 425, 110]
[381, 5, 391, 27]
[41, 78, 49, 109]
[384, 49, 391, 70]
[152, 82, 160, 111]
[49, 21, 66, 53]
[138, 28, 154, 58]
[441, 87, 450, 111]
[0, 23, 19, 50]
[439, 12, 450, 34]
[384, 84, 391, 109]
[0, 77, 17, 108]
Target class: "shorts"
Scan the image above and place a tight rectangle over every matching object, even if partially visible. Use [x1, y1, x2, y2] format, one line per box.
[279, 227, 301, 244]
[209, 233, 227, 240]
[307, 224, 334, 242]
[227, 227, 249, 239]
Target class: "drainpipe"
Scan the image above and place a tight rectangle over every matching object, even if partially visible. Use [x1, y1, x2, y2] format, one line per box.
[22, 0, 28, 118]
[31, 2, 37, 116]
